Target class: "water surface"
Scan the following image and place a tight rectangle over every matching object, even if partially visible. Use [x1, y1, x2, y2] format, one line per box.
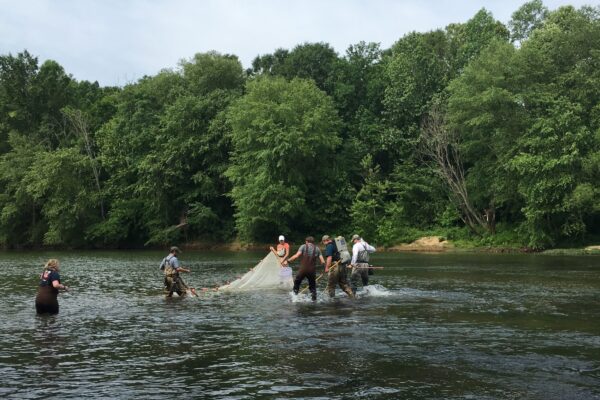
[1, 251, 599, 399]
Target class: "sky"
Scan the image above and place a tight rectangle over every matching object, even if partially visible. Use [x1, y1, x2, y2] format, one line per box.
[0, 0, 595, 86]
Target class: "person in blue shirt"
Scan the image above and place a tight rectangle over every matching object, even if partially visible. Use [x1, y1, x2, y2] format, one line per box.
[35, 259, 68, 314]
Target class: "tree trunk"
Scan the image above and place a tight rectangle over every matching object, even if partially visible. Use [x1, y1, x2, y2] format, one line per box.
[420, 105, 493, 235]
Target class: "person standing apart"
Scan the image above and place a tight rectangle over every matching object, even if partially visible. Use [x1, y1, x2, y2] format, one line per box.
[322, 235, 354, 298]
[350, 234, 376, 294]
[159, 246, 194, 297]
[35, 259, 68, 315]
[286, 236, 325, 301]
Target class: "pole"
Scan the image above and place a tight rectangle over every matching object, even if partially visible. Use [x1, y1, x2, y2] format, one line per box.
[299, 260, 341, 295]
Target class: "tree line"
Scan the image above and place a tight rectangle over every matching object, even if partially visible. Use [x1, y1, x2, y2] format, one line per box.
[0, 1, 598, 249]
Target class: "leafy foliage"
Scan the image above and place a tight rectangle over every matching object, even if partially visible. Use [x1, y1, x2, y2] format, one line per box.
[0, 3, 598, 249]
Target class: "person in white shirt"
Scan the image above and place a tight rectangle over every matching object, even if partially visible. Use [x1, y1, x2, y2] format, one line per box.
[350, 234, 376, 294]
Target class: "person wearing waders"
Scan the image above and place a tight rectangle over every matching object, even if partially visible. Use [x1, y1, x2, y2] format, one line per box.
[322, 235, 354, 299]
[286, 236, 325, 301]
[349, 234, 376, 295]
[35, 259, 68, 314]
[159, 246, 194, 297]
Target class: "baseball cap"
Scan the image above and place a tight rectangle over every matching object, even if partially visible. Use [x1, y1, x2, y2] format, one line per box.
[278, 235, 285, 241]
[170, 246, 182, 253]
[351, 234, 360, 241]
[321, 235, 330, 242]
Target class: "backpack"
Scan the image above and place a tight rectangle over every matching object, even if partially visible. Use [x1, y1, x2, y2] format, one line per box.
[159, 256, 171, 271]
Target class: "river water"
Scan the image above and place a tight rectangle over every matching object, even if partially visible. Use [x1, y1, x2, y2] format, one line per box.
[0, 251, 598, 399]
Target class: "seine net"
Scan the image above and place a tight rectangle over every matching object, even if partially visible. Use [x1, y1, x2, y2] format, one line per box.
[219, 251, 293, 291]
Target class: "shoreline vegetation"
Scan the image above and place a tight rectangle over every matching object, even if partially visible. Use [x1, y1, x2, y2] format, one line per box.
[181, 237, 600, 256]
[0, 2, 598, 252]
[0, 236, 598, 255]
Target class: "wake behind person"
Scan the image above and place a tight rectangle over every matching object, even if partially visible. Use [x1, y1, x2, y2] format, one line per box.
[159, 246, 195, 297]
[286, 236, 325, 301]
[35, 259, 68, 315]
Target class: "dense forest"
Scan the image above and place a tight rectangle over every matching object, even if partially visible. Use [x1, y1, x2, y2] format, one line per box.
[0, 1, 598, 249]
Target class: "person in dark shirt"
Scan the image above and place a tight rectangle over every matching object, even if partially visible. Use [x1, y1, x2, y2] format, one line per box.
[35, 259, 68, 315]
[322, 235, 354, 298]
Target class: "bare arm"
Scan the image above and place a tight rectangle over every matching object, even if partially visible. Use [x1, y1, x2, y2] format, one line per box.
[287, 250, 302, 263]
[325, 255, 333, 272]
[52, 280, 68, 291]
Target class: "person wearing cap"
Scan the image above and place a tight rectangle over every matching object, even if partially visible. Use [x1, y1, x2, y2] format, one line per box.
[322, 235, 354, 299]
[349, 234, 376, 294]
[275, 235, 290, 262]
[286, 236, 325, 301]
[159, 246, 193, 297]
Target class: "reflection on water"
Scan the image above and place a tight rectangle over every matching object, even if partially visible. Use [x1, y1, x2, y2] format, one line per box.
[0, 251, 599, 399]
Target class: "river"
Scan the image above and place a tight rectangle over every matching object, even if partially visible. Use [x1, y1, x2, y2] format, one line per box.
[0, 251, 599, 399]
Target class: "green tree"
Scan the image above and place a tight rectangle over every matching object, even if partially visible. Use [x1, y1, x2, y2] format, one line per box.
[447, 5, 600, 247]
[226, 76, 343, 241]
[509, 0, 549, 43]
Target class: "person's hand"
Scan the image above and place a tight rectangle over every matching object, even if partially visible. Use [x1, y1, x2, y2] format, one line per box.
[63, 285, 69, 291]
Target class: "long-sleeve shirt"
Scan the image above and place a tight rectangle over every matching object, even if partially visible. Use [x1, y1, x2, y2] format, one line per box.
[351, 240, 376, 265]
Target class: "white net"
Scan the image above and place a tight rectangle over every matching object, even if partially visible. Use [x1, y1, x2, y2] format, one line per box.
[219, 251, 293, 292]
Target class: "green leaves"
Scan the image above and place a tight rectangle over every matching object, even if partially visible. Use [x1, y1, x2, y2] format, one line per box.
[226, 76, 341, 241]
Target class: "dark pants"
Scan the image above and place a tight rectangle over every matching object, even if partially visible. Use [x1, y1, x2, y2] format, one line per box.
[293, 270, 317, 300]
[35, 287, 59, 314]
[350, 263, 370, 294]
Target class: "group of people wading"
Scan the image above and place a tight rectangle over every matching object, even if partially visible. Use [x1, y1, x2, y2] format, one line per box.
[34, 234, 375, 315]
[282, 234, 376, 301]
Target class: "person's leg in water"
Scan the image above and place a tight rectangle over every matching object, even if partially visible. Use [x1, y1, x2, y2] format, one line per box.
[307, 271, 317, 301]
[361, 267, 369, 286]
[350, 267, 360, 295]
[293, 270, 307, 295]
[326, 267, 338, 297]
[338, 264, 355, 298]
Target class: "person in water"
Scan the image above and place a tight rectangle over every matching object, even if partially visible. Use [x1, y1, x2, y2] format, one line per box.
[349, 234, 376, 294]
[270, 235, 290, 268]
[286, 236, 325, 301]
[35, 259, 68, 315]
[275, 235, 290, 263]
[322, 235, 354, 299]
[159, 246, 195, 297]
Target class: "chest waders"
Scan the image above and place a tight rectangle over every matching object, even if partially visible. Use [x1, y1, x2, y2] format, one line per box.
[351, 243, 370, 294]
[164, 266, 188, 297]
[293, 244, 318, 301]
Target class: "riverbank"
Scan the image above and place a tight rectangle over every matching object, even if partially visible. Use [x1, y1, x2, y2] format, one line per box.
[182, 237, 600, 255]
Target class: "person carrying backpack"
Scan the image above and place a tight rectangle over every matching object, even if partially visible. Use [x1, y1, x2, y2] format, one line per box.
[349, 234, 376, 294]
[322, 235, 354, 299]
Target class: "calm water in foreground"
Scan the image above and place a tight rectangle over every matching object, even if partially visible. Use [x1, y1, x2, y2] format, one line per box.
[0, 250, 599, 399]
